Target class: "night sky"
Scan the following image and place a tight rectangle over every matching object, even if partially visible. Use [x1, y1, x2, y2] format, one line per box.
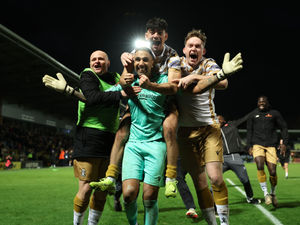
[1, 1, 300, 128]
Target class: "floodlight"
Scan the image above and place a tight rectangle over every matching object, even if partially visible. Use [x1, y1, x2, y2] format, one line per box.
[134, 39, 150, 49]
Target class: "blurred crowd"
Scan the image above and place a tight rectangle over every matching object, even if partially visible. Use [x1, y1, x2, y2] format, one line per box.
[0, 117, 74, 168]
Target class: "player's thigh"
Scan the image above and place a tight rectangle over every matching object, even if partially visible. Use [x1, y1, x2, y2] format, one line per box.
[122, 142, 144, 182]
[231, 163, 250, 184]
[203, 124, 223, 164]
[252, 145, 266, 159]
[177, 134, 203, 177]
[265, 147, 277, 165]
[73, 157, 109, 182]
[144, 141, 167, 187]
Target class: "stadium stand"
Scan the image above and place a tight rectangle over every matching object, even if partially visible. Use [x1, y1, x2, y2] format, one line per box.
[1, 23, 299, 169]
[0, 24, 79, 169]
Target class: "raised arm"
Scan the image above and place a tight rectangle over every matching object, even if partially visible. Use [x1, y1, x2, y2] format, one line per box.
[172, 52, 243, 94]
[42, 73, 87, 102]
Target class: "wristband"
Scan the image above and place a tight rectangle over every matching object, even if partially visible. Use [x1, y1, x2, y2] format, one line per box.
[65, 85, 75, 96]
[215, 69, 226, 81]
[63, 83, 68, 93]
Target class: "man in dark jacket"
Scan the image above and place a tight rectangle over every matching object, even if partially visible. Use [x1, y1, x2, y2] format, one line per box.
[247, 95, 288, 207]
[218, 114, 260, 204]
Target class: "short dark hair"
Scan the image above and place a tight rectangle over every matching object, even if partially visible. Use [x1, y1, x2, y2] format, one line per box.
[146, 17, 168, 32]
[258, 95, 271, 108]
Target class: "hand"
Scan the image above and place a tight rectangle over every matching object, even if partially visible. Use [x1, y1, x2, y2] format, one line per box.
[122, 86, 141, 97]
[120, 52, 134, 67]
[42, 73, 74, 95]
[279, 144, 287, 157]
[139, 74, 151, 88]
[42, 73, 66, 93]
[120, 73, 135, 87]
[172, 74, 198, 89]
[121, 52, 134, 72]
[216, 52, 243, 80]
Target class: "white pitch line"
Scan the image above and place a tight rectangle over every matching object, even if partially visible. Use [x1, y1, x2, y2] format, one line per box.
[226, 178, 284, 225]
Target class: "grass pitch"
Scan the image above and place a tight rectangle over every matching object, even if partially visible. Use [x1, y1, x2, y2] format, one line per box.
[1, 163, 300, 225]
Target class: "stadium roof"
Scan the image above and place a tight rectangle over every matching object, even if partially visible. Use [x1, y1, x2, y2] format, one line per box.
[0, 24, 79, 122]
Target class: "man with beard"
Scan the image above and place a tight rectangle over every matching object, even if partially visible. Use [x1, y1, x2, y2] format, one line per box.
[99, 17, 182, 199]
[247, 95, 288, 207]
[101, 47, 170, 225]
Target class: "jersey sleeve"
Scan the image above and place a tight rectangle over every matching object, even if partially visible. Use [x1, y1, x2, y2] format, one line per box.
[167, 56, 181, 71]
[106, 84, 122, 92]
[80, 71, 121, 106]
[203, 58, 221, 76]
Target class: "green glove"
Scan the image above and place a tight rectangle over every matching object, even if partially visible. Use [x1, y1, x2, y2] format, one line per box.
[215, 52, 243, 80]
[42, 73, 74, 95]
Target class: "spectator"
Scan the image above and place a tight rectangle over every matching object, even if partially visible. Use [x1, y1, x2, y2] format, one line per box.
[58, 147, 65, 167]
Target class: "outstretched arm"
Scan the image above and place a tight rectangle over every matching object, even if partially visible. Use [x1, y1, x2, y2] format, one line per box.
[231, 110, 256, 127]
[172, 52, 243, 94]
[215, 52, 243, 80]
[42, 73, 87, 102]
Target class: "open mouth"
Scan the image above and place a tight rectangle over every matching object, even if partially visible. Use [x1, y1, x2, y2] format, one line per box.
[94, 64, 101, 70]
[190, 53, 198, 60]
[137, 66, 147, 74]
[151, 40, 161, 46]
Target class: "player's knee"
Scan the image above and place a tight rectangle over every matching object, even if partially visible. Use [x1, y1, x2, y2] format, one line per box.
[143, 188, 158, 200]
[269, 168, 276, 176]
[163, 121, 177, 141]
[123, 185, 138, 202]
[115, 126, 130, 144]
[79, 182, 93, 200]
[209, 175, 223, 186]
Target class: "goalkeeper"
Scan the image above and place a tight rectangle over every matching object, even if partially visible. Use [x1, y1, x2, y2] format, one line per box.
[171, 29, 242, 225]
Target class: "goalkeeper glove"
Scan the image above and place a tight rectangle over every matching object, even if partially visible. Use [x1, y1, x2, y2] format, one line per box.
[42, 73, 75, 96]
[215, 52, 243, 81]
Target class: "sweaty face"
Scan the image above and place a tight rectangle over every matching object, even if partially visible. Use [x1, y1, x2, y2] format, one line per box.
[134, 50, 154, 77]
[145, 29, 168, 56]
[257, 97, 268, 111]
[183, 37, 205, 69]
[89, 51, 110, 75]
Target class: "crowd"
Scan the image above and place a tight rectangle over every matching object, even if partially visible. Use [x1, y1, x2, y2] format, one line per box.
[0, 117, 73, 167]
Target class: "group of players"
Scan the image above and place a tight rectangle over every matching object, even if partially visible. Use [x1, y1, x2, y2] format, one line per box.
[42, 17, 289, 225]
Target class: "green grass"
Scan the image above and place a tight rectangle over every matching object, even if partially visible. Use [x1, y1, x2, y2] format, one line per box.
[0, 163, 300, 225]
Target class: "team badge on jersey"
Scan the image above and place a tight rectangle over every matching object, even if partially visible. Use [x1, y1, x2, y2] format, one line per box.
[81, 168, 86, 177]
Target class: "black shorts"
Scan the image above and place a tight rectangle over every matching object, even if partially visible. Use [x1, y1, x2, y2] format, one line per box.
[73, 126, 115, 159]
[277, 149, 290, 166]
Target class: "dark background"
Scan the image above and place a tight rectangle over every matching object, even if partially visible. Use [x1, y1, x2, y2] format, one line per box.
[1, 1, 300, 128]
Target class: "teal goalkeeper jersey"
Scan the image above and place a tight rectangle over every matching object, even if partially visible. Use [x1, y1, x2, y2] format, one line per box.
[128, 73, 168, 142]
